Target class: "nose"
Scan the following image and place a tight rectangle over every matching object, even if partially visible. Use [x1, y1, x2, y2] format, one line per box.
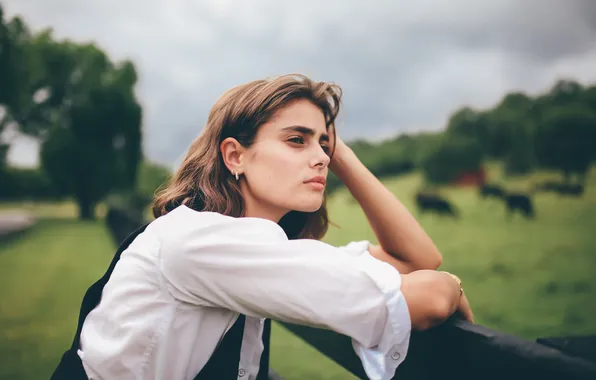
[311, 145, 331, 168]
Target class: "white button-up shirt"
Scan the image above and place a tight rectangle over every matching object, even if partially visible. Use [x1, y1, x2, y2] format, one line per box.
[78, 205, 411, 380]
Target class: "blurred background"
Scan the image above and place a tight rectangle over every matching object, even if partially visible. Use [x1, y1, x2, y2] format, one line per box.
[1, 1, 595, 379]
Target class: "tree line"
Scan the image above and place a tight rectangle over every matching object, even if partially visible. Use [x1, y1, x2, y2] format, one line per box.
[324, 77, 596, 193]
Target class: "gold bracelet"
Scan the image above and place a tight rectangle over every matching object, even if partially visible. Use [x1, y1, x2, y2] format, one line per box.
[440, 271, 463, 296]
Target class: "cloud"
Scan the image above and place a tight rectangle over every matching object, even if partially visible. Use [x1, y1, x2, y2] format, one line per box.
[4, 0, 596, 166]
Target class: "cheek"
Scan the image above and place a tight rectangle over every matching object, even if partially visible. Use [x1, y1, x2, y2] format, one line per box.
[253, 147, 299, 187]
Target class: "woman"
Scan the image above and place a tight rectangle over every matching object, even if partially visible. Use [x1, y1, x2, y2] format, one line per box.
[54, 74, 473, 380]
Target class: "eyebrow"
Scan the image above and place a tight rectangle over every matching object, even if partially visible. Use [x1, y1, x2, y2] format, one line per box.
[281, 125, 329, 142]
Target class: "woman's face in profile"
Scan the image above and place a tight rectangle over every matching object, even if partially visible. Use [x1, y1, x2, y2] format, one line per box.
[241, 99, 332, 220]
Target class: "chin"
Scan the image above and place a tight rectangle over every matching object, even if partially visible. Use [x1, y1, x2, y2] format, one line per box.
[291, 198, 324, 213]
[300, 205, 323, 213]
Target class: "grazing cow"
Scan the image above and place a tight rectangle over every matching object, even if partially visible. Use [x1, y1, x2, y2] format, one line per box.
[533, 180, 562, 193]
[479, 183, 506, 199]
[558, 183, 585, 196]
[415, 192, 458, 218]
[533, 181, 585, 197]
[504, 193, 535, 219]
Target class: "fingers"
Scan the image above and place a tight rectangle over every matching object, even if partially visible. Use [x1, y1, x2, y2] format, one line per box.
[458, 295, 474, 323]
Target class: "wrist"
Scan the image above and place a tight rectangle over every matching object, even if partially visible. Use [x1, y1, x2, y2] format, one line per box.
[439, 271, 463, 296]
[329, 142, 357, 178]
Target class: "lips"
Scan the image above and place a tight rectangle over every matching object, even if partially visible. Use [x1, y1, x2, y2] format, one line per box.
[305, 176, 326, 186]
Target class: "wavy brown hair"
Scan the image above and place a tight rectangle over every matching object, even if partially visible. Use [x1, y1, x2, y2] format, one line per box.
[151, 74, 342, 240]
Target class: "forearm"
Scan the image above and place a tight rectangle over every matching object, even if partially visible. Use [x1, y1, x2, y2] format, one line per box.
[330, 143, 442, 270]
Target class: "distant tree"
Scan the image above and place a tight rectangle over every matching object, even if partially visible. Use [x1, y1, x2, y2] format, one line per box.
[548, 79, 585, 106]
[403, 131, 444, 165]
[37, 37, 142, 219]
[324, 171, 343, 195]
[498, 92, 534, 112]
[137, 161, 172, 198]
[504, 122, 537, 176]
[0, 143, 7, 168]
[0, 6, 50, 140]
[0, 5, 33, 171]
[483, 92, 537, 160]
[422, 136, 483, 185]
[445, 107, 491, 156]
[483, 110, 516, 159]
[0, 5, 29, 115]
[583, 86, 596, 162]
[2, 9, 143, 217]
[583, 85, 596, 111]
[0, 166, 61, 200]
[535, 105, 596, 183]
[104, 160, 171, 216]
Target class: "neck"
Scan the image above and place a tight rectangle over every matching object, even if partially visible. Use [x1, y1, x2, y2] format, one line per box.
[241, 187, 287, 223]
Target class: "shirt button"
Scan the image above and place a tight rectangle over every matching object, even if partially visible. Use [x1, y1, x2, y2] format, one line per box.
[238, 368, 246, 377]
[391, 351, 401, 360]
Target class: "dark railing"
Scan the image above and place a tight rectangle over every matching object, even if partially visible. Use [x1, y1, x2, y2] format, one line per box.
[105, 207, 596, 380]
[280, 320, 596, 380]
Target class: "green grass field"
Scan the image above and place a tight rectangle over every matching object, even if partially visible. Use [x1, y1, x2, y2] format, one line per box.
[1, 166, 595, 379]
[0, 219, 115, 380]
[325, 166, 596, 340]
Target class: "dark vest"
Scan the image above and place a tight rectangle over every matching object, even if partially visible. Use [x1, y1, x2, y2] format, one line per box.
[51, 223, 271, 380]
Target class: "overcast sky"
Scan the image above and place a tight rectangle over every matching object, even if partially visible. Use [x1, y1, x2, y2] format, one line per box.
[4, 0, 596, 168]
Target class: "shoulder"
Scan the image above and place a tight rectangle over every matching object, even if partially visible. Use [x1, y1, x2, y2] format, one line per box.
[156, 205, 288, 243]
[155, 206, 370, 259]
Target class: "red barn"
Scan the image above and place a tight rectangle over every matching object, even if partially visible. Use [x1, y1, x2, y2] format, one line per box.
[450, 167, 487, 187]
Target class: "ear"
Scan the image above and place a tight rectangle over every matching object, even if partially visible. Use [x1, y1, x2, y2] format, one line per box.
[220, 137, 246, 174]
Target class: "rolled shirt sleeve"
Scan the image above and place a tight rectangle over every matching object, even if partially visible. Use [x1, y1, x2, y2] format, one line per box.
[339, 239, 411, 378]
[157, 206, 411, 379]
[337, 240, 372, 257]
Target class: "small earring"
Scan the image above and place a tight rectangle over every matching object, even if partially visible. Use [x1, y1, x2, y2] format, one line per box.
[235, 171, 239, 181]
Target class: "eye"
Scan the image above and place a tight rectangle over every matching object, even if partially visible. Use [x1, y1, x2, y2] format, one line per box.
[321, 145, 330, 154]
[288, 136, 305, 144]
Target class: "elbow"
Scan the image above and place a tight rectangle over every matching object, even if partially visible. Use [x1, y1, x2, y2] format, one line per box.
[430, 250, 443, 269]
[414, 248, 443, 271]
[407, 241, 443, 271]
[423, 245, 443, 270]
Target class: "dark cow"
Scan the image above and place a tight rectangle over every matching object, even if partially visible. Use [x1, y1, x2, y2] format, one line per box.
[558, 183, 585, 196]
[533, 180, 563, 193]
[535, 181, 585, 197]
[415, 192, 458, 218]
[479, 183, 506, 199]
[504, 193, 535, 219]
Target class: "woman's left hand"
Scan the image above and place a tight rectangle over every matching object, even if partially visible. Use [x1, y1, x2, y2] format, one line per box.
[455, 293, 474, 323]
[329, 137, 351, 174]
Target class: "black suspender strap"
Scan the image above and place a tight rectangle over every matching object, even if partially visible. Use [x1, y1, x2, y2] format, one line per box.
[51, 223, 150, 380]
[51, 223, 266, 379]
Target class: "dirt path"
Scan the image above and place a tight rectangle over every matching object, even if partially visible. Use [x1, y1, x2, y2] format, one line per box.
[0, 211, 37, 237]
